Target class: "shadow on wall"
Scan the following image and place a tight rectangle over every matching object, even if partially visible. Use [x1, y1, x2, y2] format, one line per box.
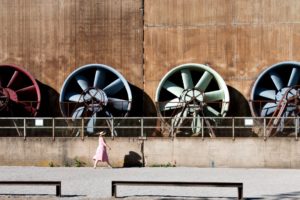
[0, 81, 62, 136]
[37, 81, 62, 117]
[129, 83, 157, 117]
[220, 85, 254, 137]
[226, 85, 251, 117]
[123, 151, 143, 167]
[115, 83, 163, 137]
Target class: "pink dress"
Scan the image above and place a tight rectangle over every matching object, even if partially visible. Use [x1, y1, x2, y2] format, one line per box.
[93, 137, 109, 162]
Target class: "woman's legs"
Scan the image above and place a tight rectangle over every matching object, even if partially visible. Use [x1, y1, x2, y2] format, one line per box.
[94, 159, 112, 169]
[93, 159, 99, 169]
[106, 160, 112, 168]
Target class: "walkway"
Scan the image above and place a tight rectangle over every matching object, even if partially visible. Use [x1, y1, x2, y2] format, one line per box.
[0, 167, 299, 199]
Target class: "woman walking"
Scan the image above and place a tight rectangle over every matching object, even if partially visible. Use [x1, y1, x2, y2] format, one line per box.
[93, 131, 112, 169]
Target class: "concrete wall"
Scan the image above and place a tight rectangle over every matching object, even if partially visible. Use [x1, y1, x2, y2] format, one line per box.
[0, 0, 143, 92]
[0, 137, 299, 168]
[144, 0, 300, 101]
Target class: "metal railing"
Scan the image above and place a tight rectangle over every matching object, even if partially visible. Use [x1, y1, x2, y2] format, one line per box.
[0, 117, 298, 140]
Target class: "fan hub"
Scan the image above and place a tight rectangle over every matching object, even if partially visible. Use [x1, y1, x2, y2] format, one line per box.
[1, 88, 18, 101]
[181, 89, 203, 102]
[0, 88, 9, 110]
[181, 89, 205, 114]
[83, 88, 108, 108]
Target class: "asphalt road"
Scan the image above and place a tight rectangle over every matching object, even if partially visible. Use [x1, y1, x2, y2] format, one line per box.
[0, 166, 299, 199]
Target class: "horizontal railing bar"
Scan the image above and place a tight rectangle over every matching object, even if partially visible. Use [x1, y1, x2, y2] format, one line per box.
[0, 117, 299, 138]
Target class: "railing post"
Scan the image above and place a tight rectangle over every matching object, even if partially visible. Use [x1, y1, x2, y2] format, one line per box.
[141, 118, 144, 137]
[296, 117, 298, 141]
[171, 118, 174, 139]
[81, 118, 84, 140]
[23, 118, 26, 140]
[201, 117, 204, 140]
[52, 118, 55, 141]
[232, 117, 235, 141]
[111, 117, 114, 138]
[263, 118, 266, 141]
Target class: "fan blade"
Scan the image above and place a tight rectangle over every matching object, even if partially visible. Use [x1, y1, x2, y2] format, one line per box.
[256, 88, 276, 100]
[7, 70, 19, 88]
[105, 110, 113, 117]
[204, 106, 220, 117]
[65, 93, 84, 102]
[275, 110, 292, 133]
[72, 106, 85, 119]
[103, 78, 124, 96]
[160, 98, 184, 111]
[108, 97, 130, 111]
[181, 69, 194, 89]
[163, 80, 184, 97]
[94, 69, 105, 89]
[288, 67, 300, 87]
[204, 89, 224, 102]
[286, 88, 297, 99]
[195, 71, 213, 91]
[269, 71, 283, 91]
[286, 105, 296, 112]
[75, 75, 89, 91]
[16, 85, 35, 93]
[87, 112, 97, 133]
[104, 111, 117, 136]
[172, 108, 188, 128]
[191, 114, 201, 134]
[261, 102, 277, 117]
[276, 117, 285, 133]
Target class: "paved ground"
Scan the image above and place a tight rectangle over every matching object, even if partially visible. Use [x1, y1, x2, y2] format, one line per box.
[0, 166, 299, 199]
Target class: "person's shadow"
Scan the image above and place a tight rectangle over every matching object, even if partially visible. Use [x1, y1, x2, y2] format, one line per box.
[123, 151, 143, 167]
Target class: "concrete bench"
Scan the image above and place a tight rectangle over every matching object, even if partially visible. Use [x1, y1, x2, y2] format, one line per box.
[112, 181, 243, 199]
[0, 181, 61, 197]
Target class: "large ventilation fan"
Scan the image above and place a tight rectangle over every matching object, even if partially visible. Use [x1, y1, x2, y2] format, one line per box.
[59, 64, 132, 135]
[155, 63, 229, 136]
[0, 65, 41, 117]
[250, 61, 300, 136]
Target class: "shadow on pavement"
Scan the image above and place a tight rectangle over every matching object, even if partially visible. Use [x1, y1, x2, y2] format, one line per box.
[123, 151, 143, 167]
[260, 190, 300, 199]
[120, 195, 253, 199]
[0, 194, 86, 198]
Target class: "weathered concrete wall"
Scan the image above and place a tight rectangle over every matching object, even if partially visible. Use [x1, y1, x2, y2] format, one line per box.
[0, 137, 142, 167]
[0, 137, 299, 168]
[0, 0, 143, 91]
[144, 0, 300, 101]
